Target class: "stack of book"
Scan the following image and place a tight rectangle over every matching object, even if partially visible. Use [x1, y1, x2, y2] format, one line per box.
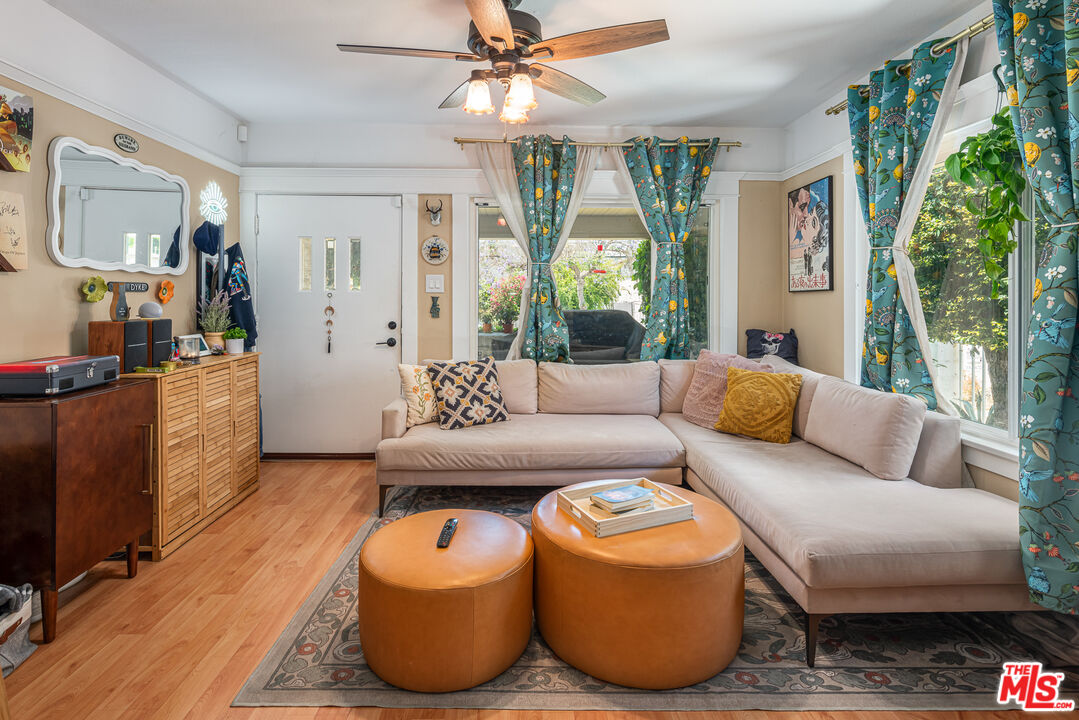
[590, 484, 655, 514]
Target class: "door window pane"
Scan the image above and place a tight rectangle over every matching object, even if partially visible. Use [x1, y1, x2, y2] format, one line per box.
[324, 237, 336, 291]
[149, 234, 161, 267]
[349, 238, 362, 291]
[124, 232, 137, 265]
[299, 236, 312, 291]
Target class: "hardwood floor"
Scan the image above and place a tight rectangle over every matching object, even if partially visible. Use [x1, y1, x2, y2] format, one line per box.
[5, 460, 1041, 720]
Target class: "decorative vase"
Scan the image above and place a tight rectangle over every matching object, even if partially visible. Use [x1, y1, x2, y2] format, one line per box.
[204, 332, 225, 351]
[482, 322, 493, 333]
[500, 323, 513, 334]
[225, 338, 244, 355]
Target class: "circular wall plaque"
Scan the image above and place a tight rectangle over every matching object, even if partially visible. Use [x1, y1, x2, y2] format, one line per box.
[421, 235, 449, 265]
[114, 133, 140, 153]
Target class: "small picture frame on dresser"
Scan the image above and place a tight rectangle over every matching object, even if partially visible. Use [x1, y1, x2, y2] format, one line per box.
[178, 333, 211, 358]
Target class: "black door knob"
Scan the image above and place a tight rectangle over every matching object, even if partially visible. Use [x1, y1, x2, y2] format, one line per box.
[376, 337, 398, 347]
[387, 321, 398, 330]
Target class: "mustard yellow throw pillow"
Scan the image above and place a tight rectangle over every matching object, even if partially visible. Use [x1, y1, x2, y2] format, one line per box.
[714, 366, 803, 444]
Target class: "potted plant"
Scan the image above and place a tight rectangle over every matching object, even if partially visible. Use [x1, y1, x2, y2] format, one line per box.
[223, 327, 247, 355]
[478, 289, 494, 333]
[488, 275, 524, 334]
[199, 291, 232, 351]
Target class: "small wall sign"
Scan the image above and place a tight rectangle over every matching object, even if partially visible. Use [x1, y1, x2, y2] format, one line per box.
[114, 133, 140, 153]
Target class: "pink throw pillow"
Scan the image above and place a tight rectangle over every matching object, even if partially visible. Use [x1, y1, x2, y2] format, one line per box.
[682, 351, 773, 429]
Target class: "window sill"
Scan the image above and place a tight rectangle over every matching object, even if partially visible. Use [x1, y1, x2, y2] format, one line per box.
[960, 422, 1018, 480]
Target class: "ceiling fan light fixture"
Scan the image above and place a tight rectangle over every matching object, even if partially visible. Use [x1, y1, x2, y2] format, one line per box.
[463, 70, 495, 115]
[498, 99, 529, 124]
[505, 63, 538, 111]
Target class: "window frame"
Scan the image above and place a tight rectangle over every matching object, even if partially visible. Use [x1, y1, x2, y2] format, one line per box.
[469, 198, 719, 361]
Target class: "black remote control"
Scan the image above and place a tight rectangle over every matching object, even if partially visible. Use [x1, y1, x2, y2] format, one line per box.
[436, 518, 458, 548]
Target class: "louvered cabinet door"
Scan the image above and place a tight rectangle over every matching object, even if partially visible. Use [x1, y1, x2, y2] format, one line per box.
[161, 373, 202, 542]
[202, 364, 234, 513]
[232, 356, 260, 493]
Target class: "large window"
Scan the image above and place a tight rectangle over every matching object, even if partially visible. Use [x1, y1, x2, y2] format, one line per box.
[476, 205, 710, 362]
[908, 121, 1043, 438]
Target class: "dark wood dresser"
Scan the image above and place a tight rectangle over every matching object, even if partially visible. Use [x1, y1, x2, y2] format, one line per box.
[0, 378, 155, 642]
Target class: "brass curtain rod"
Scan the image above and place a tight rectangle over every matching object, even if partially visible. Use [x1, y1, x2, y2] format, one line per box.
[454, 137, 743, 151]
[824, 13, 994, 116]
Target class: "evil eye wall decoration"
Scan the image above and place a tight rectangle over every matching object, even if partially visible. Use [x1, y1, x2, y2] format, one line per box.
[200, 181, 229, 225]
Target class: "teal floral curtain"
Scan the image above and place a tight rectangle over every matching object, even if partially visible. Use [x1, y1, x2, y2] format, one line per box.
[622, 136, 718, 360]
[511, 135, 577, 362]
[848, 40, 960, 409]
[994, 0, 1079, 613]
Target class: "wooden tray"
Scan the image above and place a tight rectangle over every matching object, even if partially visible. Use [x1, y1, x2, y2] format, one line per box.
[556, 478, 693, 538]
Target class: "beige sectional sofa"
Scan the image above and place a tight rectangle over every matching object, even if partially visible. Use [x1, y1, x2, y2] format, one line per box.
[377, 356, 1036, 666]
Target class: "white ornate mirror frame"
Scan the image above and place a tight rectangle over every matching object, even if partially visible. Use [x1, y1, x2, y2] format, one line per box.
[46, 136, 191, 275]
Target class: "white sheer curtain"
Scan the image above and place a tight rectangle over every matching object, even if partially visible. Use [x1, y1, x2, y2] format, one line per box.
[477, 142, 601, 361]
[891, 36, 969, 415]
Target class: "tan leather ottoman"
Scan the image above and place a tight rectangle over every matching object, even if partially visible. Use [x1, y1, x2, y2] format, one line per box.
[532, 481, 744, 689]
[357, 509, 533, 692]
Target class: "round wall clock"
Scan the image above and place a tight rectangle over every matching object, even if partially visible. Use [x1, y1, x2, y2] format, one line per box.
[421, 235, 449, 265]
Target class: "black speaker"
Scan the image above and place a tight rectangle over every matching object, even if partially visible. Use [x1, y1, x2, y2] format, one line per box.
[121, 320, 148, 373]
[147, 318, 173, 367]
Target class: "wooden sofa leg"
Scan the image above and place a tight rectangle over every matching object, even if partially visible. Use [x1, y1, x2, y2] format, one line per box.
[378, 485, 390, 517]
[805, 612, 826, 667]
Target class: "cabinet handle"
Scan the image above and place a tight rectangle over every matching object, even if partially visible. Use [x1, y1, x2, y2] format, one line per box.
[139, 423, 153, 495]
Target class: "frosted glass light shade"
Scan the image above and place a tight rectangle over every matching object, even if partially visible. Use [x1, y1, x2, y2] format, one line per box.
[499, 100, 529, 124]
[505, 70, 537, 111]
[463, 78, 495, 115]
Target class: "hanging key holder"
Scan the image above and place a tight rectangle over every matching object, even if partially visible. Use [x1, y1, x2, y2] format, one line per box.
[324, 292, 335, 354]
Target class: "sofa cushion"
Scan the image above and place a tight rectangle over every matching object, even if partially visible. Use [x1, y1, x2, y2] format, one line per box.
[714, 367, 801, 444]
[496, 359, 538, 414]
[908, 409, 965, 489]
[426, 358, 509, 430]
[803, 376, 926, 480]
[378, 413, 685, 471]
[659, 413, 1024, 589]
[398, 364, 437, 428]
[683, 352, 773, 429]
[658, 359, 695, 413]
[538, 362, 660, 416]
[758, 354, 822, 438]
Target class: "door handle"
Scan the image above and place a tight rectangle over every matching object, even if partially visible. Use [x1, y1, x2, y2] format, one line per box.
[139, 424, 153, 495]
[376, 337, 398, 347]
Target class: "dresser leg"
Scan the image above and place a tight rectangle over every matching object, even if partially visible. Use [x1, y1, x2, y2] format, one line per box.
[41, 588, 58, 643]
[127, 540, 139, 579]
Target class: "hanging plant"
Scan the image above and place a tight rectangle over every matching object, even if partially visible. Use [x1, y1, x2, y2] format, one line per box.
[943, 107, 1028, 298]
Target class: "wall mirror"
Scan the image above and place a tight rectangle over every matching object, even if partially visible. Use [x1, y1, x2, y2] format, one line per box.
[46, 136, 190, 275]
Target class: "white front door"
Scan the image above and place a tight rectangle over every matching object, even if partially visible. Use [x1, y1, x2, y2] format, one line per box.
[256, 195, 402, 453]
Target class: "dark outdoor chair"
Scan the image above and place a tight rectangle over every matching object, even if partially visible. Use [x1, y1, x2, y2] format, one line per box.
[564, 309, 646, 364]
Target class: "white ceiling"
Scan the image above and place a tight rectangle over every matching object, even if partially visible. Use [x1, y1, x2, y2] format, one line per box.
[45, 0, 986, 128]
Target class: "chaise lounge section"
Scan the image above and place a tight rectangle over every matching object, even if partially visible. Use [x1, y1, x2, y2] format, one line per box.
[376, 356, 1037, 665]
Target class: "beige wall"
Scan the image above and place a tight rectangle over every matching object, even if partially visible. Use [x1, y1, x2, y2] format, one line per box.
[0, 73, 239, 363]
[736, 180, 784, 355]
[416, 194, 452, 361]
[779, 156, 846, 377]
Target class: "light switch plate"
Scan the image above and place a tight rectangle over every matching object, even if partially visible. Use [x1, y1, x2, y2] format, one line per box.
[425, 274, 445, 293]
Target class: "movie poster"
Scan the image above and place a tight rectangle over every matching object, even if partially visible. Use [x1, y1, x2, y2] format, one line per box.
[787, 175, 833, 292]
[0, 86, 33, 173]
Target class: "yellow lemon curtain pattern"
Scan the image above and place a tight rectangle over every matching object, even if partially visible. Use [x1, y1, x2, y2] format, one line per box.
[510, 135, 580, 362]
[995, 0, 1079, 613]
[622, 136, 718, 360]
[847, 39, 964, 409]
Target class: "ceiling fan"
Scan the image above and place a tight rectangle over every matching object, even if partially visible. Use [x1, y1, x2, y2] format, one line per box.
[337, 0, 669, 123]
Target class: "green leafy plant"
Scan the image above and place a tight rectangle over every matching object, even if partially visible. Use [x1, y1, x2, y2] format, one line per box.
[487, 275, 525, 330]
[223, 327, 247, 340]
[943, 107, 1028, 298]
[198, 290, 233, 333]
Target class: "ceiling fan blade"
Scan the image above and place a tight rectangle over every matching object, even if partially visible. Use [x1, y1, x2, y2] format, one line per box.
[529, 20, 669, 61]
[529, 64, 605, 106]
[439, 80, 470, 109]
[337, 44, 481, 61]
[464, 0, 515, 51]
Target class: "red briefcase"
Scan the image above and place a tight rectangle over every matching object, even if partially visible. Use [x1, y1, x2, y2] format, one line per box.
[0, 355, 121, 396]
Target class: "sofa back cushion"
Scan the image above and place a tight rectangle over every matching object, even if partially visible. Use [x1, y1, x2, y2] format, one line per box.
[759, 354, 822, 438]
[803, 375, 927, 480]
[907, 410, 964, 488]
[538, 361, 660, 415]
[658, 359, 696, 412]
[496, 359, 538, 414]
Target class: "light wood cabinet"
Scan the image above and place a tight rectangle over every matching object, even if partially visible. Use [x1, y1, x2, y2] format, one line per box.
[132, 353, 260, 559]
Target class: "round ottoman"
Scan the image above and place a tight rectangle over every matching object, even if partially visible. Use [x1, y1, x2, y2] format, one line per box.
[357, 509, 533, 692]
[532, 481, 744, 689]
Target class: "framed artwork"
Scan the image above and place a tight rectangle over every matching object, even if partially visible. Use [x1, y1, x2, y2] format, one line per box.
[787, 175, 833, 292]
[0, 86, 33, 173]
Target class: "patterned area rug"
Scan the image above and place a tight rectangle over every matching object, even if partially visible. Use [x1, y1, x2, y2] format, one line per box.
[234, 486, 1079, 710]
